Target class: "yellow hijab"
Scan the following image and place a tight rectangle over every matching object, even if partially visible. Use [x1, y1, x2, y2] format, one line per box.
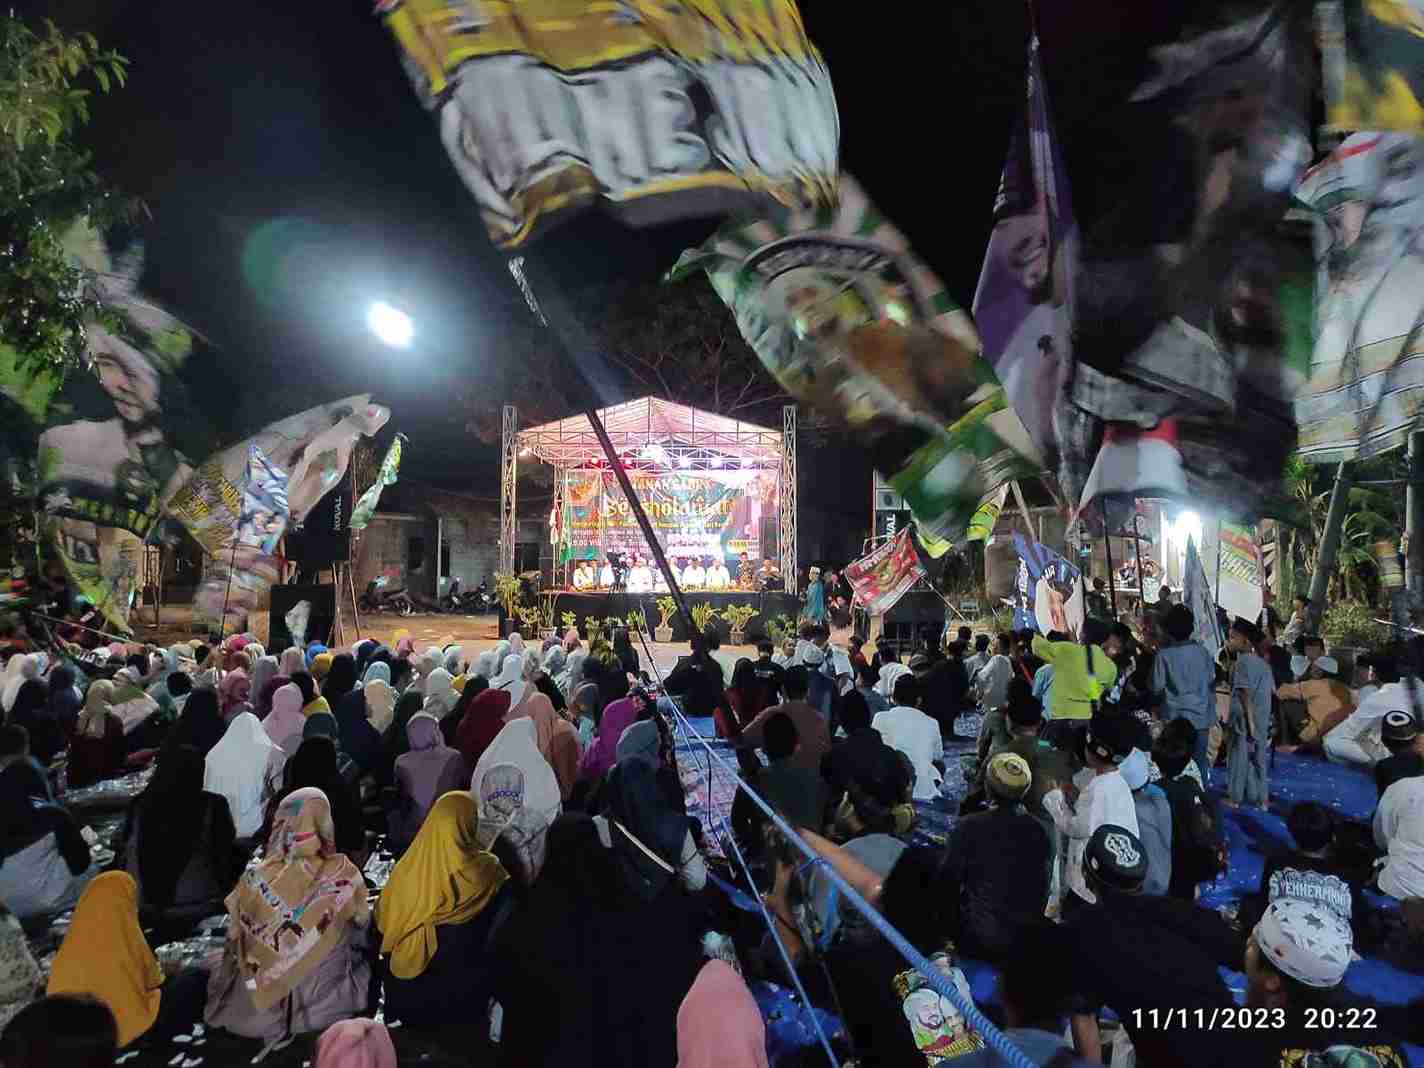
[303, 695, 332, 718]
[47, 872, 162, 1047]
[375, 791, 508, 980]
[311, 652, 334, 681]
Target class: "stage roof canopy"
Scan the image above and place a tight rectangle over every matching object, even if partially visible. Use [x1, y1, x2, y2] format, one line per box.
[516, 396, 783, 470]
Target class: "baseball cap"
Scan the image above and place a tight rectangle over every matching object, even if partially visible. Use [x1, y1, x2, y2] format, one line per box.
[986, 751, 1032, 802]
[1085, 824, 1148, 893]
[1382, 710, 1420, 745]
[1253, 898, 1352, 988]
[1085, 712, 1131, 765]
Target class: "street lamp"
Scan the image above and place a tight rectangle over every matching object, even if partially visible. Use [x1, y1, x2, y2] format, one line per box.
[367, 301, 414, 348]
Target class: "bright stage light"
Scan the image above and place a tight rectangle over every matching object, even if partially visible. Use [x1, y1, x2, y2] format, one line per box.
[367, 301, 413, 347]
[677, 456, 691, 469]
[711, 456, 723, 468]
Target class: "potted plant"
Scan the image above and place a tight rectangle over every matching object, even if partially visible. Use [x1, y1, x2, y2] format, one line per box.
[654, 596, 678, 643]
[561, 610, 578, 638]
[722, 603, 759, 646]
[626, 608, 649, 637]
[536, 597, 557, 642]
[494, 572, 521, 637]
[690, 601, 721, 638]
[586, 616, 605, 645]
[515, 603, 541, 638]
[764, 613, 795, 647]
[1321, 600, 1388, 682]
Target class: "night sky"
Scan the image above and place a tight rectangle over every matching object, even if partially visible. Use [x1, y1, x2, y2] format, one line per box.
[41, 0, 1200, 505]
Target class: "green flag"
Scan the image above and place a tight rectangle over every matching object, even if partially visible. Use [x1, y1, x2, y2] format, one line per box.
[351, 435, 404, 531]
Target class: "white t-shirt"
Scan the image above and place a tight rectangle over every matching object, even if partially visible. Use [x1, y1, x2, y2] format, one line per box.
[706, 564, 732, 590]
[1330, 680, 1417, 760]
[628, 566, 653, 593]
[1044, 769, 1140, 905]
[682, 566, 706, 588]
[1375, 775, 1424, 900]
[599, 565, 614, 588]
[872, 705, 943, 802]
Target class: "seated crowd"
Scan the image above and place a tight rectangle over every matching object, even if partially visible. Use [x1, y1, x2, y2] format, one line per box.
[0, 604, 1417, 1067]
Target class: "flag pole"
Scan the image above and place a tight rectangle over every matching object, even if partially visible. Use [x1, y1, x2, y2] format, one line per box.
[1101, 498, 1118, 617]
[1214, 518, 1224, 616]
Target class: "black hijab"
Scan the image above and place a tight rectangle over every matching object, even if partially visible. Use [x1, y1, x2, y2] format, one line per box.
[389, 691, 424, 754]
[276, 736, 363, 855]
[601, 757, 690, 902]
[334, 689, 383, 772]
[321, 653, 359, 705]
[163, 688, 226, 757]
[10, 679, 63, 763]
[133, 744, 207, 907]
[46, 665, 82, 737]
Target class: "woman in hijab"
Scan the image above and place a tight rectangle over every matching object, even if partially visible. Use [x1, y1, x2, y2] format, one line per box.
[292, 670, 331, 717]
[117, 744, 242, 921]
[254, 671, 291, 722]
[361, 662, 396, 734]
[204, 712, 286, 839]
[470, 718, 561, 884]
[314, 1019, 397, 1068]
[262, 683, 307, 754]
[677, 960, 769, 1068]
[45, 664, 82, 738]
[249, 655, 279, 713]
[334, 686, 387, 782]
[160, 688, 226, 759]
[394, 633, 415, 660]
[455, 679, 512, 771]
[0, 758, 94, 918]
[388, 713, 469, 850]
[504, 663, 579, 801]
[1, 654, 40, 715]
[599, 755, 705, 899]
[46, 873, 164, 1048]
[278, 646, 305, 677]
[9, 678, 63, 764]
[442, 644, 464, 676]
[472, 649, 495, 684]
[557, 650, 587, 702]
[578, 691, 642, 784]
[306, 641, 328, 666]
[0, 901, 40, 1031]
[321, 652, 359, 707]
[543, 645, 567, 688]
[384, 690, 424, 762]
[612, 627, 640, 678]
[569, 683, 600, 751]
[421, 667, 458, 722]
[144, 648, 179, 707]
[206, 789, 371, 1048]
[310, 651, 334, 684]
[66, 680, 128, 788]
[266, 737, 364, 860]
[377, 791, 510, 1026]
[217, 669, 251, 721]
[491, 813, 701, 1068]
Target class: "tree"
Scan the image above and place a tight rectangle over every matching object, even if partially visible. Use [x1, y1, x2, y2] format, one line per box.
[0, 16, 128, 377]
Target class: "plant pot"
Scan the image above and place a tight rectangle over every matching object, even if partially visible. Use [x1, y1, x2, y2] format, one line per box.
[655, 626, 673, 643]
[729, 628, 746, 646]
[540, 627, 557, 642]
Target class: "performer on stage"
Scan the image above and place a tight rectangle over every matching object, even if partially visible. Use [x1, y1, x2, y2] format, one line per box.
[599, 559, 615, 589]
[706, 556, 732, 591]
[572, 561, 596, 590]
[737, 551, 755, 590]
[628, 555, 654, 593]
[682, 557, 706, 589]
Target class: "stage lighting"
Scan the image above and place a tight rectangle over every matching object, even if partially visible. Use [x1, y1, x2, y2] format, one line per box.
[677, 456, 692, 469]
[367, 301, 413, 347]
[711, 456, 723, 468]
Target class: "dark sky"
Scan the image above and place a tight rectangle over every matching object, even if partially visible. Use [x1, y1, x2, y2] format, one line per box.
[42, 0, 1196, 498]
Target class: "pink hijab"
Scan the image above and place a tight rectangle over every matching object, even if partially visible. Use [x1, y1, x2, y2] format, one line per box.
[314, 1019, 396, 1068]
[278, 647, 305, 677]
[218, 669, 251, 720]
[677, 960, 768, 1068]
[262, 683, 306, 752]
[577, 695, 640, 782]
[395, 636, 415, 658]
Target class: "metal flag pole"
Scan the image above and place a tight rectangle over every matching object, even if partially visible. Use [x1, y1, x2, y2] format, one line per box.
[1101, 498, 1118, 617]
[1129, 506, 1146, 611]
[1214, 518, 1224, 617]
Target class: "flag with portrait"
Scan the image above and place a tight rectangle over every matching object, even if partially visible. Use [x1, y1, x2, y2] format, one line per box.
[844, 527, 925, 616]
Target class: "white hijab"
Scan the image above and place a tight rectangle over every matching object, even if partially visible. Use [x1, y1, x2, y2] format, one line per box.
[203, 711, 284, 838]
[1, 655, 40, 713]
[474, 650, 496, 681]
[364, 678, 398, 733]
[422, 668, 456, 719]
[877, 662, 911, 699]
[490, 652, 528, 708]
[470, 717, 561, 882]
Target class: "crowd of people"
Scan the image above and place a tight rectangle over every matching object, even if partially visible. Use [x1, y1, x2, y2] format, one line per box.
[0, 595, 1414, 1067]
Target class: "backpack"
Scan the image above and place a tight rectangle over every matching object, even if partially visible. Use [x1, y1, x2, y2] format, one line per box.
[1165, 777, 1228, 883]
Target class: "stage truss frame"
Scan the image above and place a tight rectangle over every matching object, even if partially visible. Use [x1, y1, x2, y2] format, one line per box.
[500, 397, 797, 590]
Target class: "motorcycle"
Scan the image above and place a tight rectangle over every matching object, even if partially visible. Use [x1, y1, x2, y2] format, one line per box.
[359, 576, 414, 616]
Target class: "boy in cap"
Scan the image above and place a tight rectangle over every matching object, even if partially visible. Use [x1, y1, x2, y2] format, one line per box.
[1225, 617, 1274, 809]
[938, 751, 1051, 962]
[1042, 713, 1139, 909]
[1376, 709, 1424, 799]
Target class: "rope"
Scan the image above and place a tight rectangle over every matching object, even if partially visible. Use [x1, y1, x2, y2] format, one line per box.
[632, 628, 1038, 1068]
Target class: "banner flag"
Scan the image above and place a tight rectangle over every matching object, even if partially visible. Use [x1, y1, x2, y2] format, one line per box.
[1216, 520, 1265, 624]
[1319, 0, 1424, 136]
[965, 484, 1010, 544]
[673, 175, 1041, 554]
[351, 434, 404, 531]
[844, 528, 925, 616]
[1184, 536, 1223, 662]
[1062, 2, 1313, 521]
[168, 398, 388, 632]
[973, 33, 1076, 470]
[1011, 533, 1083, 637]
[377, 0, 839, 249]
[1294, 131, 1424, 464]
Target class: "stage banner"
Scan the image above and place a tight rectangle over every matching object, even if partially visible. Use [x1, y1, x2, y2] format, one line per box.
[673, 174, 1041, 555]
[1294, 131, 1424, 464]
[1216, 521, 1265, 625]
[46, 518, 143, 634]
[1319, 0, 1424, 136]
[1011, 532, 1083, 637]
[1185, 537, 1223, 661]
[844, 527, 924, 616]
[562, 468, 775, 563]
[351, 434, 405, 531]
[1065, 2, 1313, 522]
[377, 0, 838, 249]
[972, 33, 1076, 475]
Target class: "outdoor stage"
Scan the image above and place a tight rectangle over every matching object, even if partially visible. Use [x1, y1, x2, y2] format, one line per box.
[544, 590, 802, 643]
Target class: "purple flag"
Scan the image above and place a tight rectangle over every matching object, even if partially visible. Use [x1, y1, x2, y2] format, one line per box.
[972, 33, 1076, 473]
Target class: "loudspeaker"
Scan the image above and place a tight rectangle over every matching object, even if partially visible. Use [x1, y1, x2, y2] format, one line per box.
[286, 488, 350, 568]
[268, 584, 337, 653]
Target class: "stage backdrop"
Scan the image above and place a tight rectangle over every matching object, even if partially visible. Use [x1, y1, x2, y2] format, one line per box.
[562, 469, 777, 564]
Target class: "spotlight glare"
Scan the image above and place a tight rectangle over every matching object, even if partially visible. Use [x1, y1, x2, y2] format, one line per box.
[367, 301, 414, 347]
